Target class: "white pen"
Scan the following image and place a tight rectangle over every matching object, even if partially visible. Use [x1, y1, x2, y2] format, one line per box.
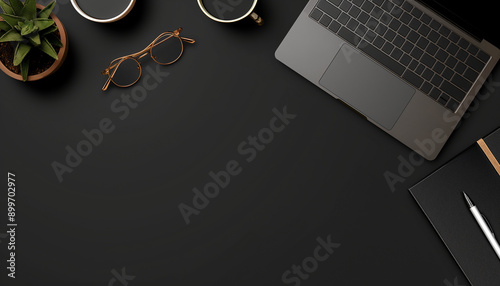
[463, 192, 500, 260]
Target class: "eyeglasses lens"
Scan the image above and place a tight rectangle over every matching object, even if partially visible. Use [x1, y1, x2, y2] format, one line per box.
[151, 34, 184, 65]
[111, 58, 141, 87]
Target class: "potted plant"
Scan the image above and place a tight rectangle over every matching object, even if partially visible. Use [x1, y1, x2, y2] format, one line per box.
[0, 0, 68, 81]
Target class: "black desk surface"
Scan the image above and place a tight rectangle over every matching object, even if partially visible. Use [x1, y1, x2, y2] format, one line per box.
[1, 1, 500, 285]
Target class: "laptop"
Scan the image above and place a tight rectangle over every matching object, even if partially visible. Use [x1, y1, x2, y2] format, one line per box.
[275, 0, 500, 160]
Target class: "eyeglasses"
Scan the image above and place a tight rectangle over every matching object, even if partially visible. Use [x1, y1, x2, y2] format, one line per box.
[101, 28, 195, 91]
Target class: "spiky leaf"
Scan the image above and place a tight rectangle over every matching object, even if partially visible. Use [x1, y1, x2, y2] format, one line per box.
[19, 20, 38, 35]
[8, 0, 23, 16]
[20, 0, 36, 20]
[28, 33, 39, 46]
[0, 20, 11, 31]
[38, 1, 56, 19]
[20, 55, 29, 81]
[0, 1, 14, 14]
[45, 32, 61, 47]
[0, 28, 22, 42]
[13, 42, 31, 65]
[33, 18, 54, 31]
[41, 25, 57, 35]
[0, 13, 24, 29]
[38, 37, 58, 60]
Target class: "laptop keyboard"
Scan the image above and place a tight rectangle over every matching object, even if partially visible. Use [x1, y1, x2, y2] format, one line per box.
[309, 0, 491, 112]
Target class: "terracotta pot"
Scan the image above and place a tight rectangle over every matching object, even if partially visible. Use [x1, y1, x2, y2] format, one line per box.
[0, 4, 69, 81]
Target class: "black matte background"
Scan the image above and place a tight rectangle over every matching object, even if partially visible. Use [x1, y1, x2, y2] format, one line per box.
[1, 0, 500, 285]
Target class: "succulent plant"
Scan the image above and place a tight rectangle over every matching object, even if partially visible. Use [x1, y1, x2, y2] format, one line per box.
[0, 0, 62, 81]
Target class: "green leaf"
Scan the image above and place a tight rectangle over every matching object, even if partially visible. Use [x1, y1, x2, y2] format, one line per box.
[38, 1, 56, 19]
[28, 33, 39, 46]
[19, 20, 37, 35]
[20, 0, 36, 20]
[0, 1, 13, 14]
[0, 13, 25, 29]
[13, 42, 31, 65]
[33, 18, 54, 31]
[0, 28, 22, 42]
[0, 20, 11, 31]
[41, 25, 57, 35]
[20, 56, 29, 81]
[8, 0, 23, 16]
[45, 32, 61, 47]
[38, 37, 58, 60]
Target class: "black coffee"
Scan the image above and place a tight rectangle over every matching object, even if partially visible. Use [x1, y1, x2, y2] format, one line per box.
[202, 0, 255, 21]
[75, 0, 131, 20]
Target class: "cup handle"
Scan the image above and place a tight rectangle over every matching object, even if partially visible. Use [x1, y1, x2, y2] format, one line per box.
[249, 12, 263, 26]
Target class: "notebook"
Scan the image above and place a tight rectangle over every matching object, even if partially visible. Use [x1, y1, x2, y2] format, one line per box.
[410, 128, 500, 286]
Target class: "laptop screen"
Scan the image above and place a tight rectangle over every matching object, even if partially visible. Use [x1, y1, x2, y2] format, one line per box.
[417, 0, 500, 47]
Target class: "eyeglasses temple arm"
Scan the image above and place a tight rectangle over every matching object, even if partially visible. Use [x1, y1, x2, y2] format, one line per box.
[181, 37, 195, 44]
[102, 77, 112, 91]
[101, 59, 123, 91]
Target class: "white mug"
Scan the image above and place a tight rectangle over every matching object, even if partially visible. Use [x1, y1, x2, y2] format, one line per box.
[70, 0, 136, 23]
[197, 0, 263, 26]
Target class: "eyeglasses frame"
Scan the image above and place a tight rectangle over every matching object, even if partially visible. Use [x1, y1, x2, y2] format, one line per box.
[101, 28, 195, 91]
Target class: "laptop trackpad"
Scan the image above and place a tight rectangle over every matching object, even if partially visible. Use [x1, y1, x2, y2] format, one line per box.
[319, 45, 415, 130]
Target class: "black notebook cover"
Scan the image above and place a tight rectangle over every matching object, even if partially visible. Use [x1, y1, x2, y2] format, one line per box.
[410, 132, 500, 286]
[485, 129, 500, 161]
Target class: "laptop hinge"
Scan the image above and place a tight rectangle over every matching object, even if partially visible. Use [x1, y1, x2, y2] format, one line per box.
[415, 0, 483, 43]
